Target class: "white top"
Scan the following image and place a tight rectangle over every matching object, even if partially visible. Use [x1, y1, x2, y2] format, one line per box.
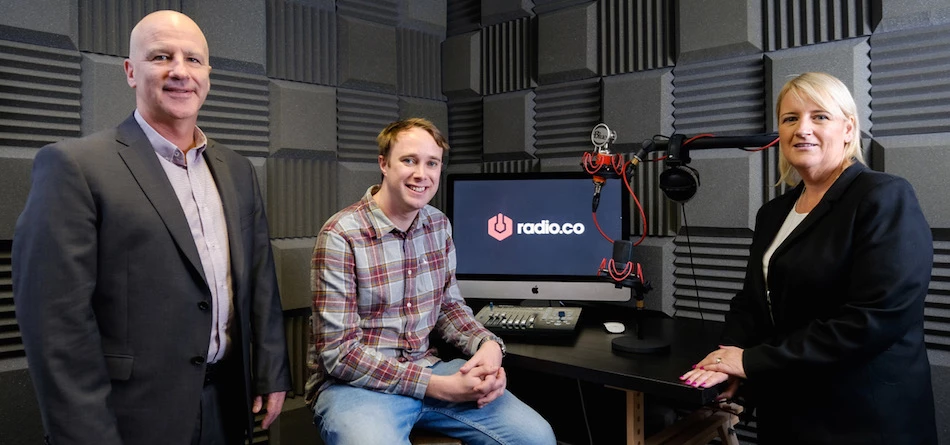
[762, 204, 808, 279]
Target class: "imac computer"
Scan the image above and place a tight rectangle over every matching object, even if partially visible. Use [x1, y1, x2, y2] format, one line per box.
[445, 171, 632, 304]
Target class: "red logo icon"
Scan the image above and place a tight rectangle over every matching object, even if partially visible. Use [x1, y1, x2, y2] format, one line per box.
[488, 213, 513, 241]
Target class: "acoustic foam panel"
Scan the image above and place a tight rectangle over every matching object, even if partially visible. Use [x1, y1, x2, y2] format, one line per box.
[872, 134, 950, 230]
[338, 16, 396, 93]
[186, 0, 265, 67]
[869, 22, 950, 137]
[442, 31, 481, 97]
[482, 90, 536, 160]
[676, 151, 763, 230]
[199, 70, 270, 155]
[537, 2, 598, 85]
[481, 0, 533, 27]
[266, 157, 338, 239]
[81, 53, 135, 135]
[533, 77, 601, 159]
[269, 80, 337, 154]
[446, 96, 484, 164]
[0, 154, 32, 240]
[271, 237, 318, 311]
[336, 89, 399, 162]
[266, 0, 338, 85]
[0, 39, 81, 149]
[676, 0, 763, 62]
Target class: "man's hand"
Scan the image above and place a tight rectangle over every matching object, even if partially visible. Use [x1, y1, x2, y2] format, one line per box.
[460, 340, 506, 408]
[425, 340, 507, 407]
[253, 391, 287, 429]
[425, 371, 493, 403]
[472, 366, 506, 408]
[460, 339, 503, 372]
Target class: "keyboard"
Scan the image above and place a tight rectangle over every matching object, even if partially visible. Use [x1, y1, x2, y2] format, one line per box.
[475, 305, 582, 339]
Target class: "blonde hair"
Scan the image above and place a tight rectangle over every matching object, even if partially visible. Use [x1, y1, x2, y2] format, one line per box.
[376, 118, 449, 162]
[776, 72, 865, 186]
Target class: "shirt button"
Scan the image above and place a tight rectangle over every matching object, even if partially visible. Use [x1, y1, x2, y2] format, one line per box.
[407, 302, 412, 308]
[408, 270, 413, 275]
[198, 301, 210, 311]
[191, 356, 205, 366]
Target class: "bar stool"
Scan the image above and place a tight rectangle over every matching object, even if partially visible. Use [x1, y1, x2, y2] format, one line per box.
[645, 403, 743, 445]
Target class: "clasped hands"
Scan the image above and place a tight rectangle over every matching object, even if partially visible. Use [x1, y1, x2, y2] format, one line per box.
[679, 345, 745, 401]
[428, 340, 506, 408]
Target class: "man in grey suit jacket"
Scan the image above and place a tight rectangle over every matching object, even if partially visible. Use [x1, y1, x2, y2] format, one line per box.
[12, 10, 291, 445]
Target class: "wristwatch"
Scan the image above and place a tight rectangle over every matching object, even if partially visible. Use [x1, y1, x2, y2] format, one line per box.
[480, 336, 506, 357]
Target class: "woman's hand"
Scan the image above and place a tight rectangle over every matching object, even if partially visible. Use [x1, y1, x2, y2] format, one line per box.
[679, 345, 746, 389]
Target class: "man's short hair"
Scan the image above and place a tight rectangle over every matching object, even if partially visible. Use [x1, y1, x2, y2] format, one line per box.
[376, 118, 449, 161]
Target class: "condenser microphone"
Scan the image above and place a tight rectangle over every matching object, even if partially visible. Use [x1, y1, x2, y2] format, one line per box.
[588, 123, 618, 212]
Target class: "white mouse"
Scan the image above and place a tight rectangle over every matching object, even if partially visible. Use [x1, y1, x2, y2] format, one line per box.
[603, 321, 625, 334]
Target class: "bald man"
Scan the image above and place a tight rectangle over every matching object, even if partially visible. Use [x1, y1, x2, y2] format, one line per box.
[13, 10, 291, 445]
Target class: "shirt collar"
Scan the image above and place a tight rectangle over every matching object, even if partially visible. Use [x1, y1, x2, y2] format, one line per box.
[362, 185, 430, 238]
[133, 109, 209, 168]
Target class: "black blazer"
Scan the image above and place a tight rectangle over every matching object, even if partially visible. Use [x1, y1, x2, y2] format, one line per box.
[722, 163, 936, 444]
[12, 115, 292, 445]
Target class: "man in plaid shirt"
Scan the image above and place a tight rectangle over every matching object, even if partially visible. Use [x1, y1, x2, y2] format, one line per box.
[306, 118, 556, 444]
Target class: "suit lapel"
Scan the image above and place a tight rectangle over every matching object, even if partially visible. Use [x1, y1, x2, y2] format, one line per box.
[769, 163, 867, 260]
[115, 116, 208, 286]
[203, 142, 246, 290]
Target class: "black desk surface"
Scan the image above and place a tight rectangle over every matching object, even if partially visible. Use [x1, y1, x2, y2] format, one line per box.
[502, 312, 725, 406]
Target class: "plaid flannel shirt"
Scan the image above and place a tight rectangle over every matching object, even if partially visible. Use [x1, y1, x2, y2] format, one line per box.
[305, 186, 498, 406]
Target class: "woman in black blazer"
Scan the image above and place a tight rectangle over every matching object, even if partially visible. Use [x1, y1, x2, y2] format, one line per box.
[679, 72, 937, 444]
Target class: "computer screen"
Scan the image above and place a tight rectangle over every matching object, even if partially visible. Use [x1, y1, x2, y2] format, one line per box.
[445, 171, 632, 303]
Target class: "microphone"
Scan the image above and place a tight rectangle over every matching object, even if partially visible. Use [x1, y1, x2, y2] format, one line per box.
[587, 123, 619, 212]
[592, 175, 605, 212]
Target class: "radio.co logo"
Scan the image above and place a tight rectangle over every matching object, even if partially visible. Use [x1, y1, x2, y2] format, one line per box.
[488, 213, 585, 241]
[488, 213, 513, 241]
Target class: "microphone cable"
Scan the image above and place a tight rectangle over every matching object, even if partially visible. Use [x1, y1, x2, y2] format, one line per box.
[576, 378, 595, 445]
[676, 202, 705, 324]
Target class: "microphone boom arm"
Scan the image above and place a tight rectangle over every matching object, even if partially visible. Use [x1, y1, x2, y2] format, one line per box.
[630, 132, 779, 167]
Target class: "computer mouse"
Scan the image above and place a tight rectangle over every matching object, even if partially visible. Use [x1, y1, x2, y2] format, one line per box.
[603, 321, 625, 334]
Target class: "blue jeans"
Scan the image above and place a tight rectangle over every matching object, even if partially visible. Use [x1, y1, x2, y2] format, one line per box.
[313, 359, 556, 445]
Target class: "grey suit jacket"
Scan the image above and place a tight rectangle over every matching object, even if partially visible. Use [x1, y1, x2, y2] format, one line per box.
[12, 115, 291, 445]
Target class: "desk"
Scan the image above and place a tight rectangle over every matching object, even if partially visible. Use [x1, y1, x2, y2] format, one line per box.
[503, 315, 729, 445]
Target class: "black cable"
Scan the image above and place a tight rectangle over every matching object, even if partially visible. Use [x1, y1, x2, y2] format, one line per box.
[576, 378, 594, 445]
[680, 203, 704, 324]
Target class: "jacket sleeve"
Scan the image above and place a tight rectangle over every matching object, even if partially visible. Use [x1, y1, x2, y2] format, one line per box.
[12, 144, 124, 444]
[721, 206, 774, 349]
[743, 177, 932, 377]
[244, 161, 292, 396]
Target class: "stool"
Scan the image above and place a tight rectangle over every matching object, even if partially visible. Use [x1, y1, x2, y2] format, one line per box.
[409, 427, 464, 445]
[645, 403, 742, 445]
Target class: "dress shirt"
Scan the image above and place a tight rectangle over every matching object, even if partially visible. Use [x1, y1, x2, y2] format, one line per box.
[306, 186, 498, 406]
[134, 110, 232, 363]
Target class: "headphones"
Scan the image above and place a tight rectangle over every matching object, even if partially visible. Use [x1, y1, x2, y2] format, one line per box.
[659, 164, 701, 204]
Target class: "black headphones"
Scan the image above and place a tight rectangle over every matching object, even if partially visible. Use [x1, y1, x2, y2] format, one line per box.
[659, 164, 701, 204]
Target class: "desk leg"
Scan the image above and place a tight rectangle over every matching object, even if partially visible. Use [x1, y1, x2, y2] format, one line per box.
[606, 386, 645, 445]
